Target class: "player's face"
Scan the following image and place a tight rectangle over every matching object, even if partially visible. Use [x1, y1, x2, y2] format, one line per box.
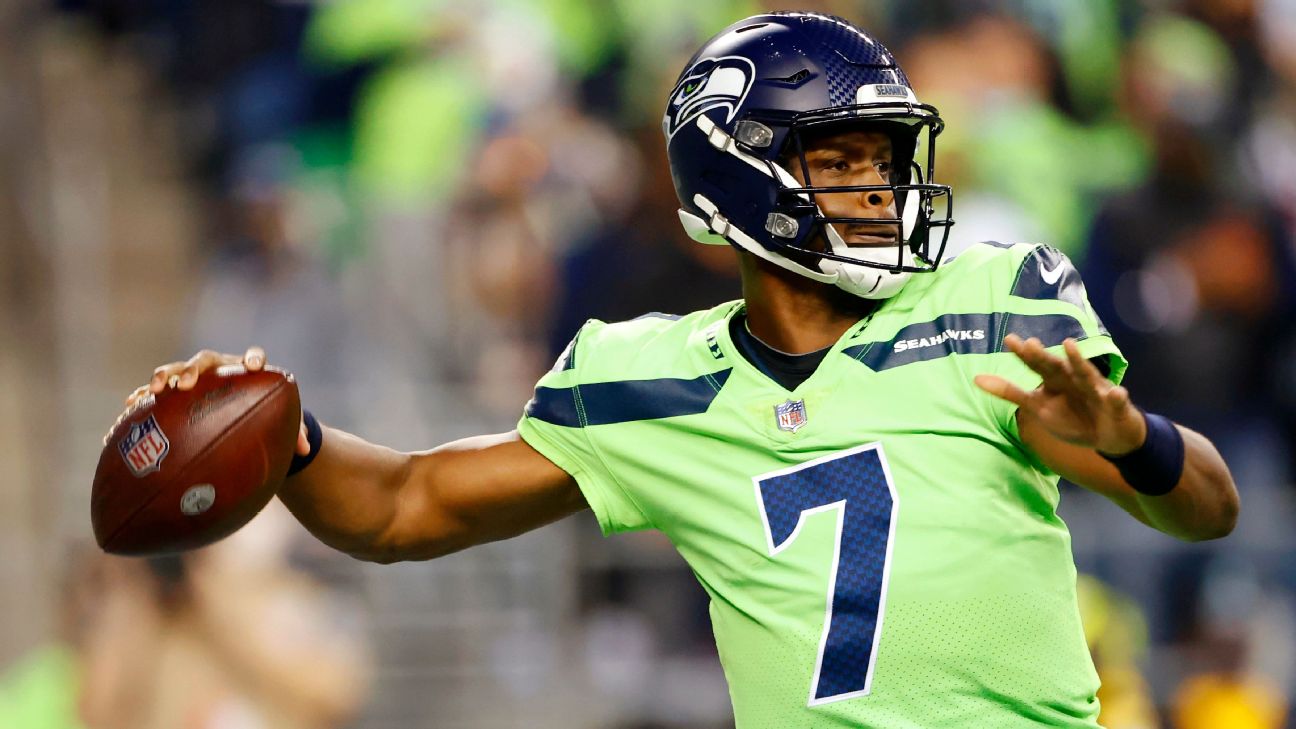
[785, 129, 898, 249]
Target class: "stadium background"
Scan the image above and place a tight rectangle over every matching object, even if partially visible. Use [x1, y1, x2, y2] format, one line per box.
[1, 0, 1294, 727]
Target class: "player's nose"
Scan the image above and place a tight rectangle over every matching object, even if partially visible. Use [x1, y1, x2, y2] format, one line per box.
[856, 169, 894, 215]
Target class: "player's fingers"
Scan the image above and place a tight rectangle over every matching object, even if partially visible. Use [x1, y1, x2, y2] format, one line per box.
[148, 349, 247, 394]
[1027, 338, 1072, 382]
[175, 352, 211, 390]
[1063, 339, 1106, 392]
[296, 419, 310, 457]
[244, 346, 266, 371]
[974, 374, 1033, 409]
[1006, 336, 1071, 388]
[104, 396, 141, 444]
[102, 415, 121, 446]
[1104, 384, 1132, 415]
[1004, 335, 1046, 369]
[176, 349, 244, 389]
[124, 384, 150, 407]
[149, 362, 179, 392]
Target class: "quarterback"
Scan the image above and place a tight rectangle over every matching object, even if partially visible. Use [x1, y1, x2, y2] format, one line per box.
[128, 13, 1237, 728]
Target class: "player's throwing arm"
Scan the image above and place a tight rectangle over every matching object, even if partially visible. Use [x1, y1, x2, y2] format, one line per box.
[106, 347, 589, 561]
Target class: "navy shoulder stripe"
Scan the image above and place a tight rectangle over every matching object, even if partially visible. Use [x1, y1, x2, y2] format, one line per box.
[842, 312, 1089, 371]
[1012, 246, 1108, 334]
[525, 369, 732, 427]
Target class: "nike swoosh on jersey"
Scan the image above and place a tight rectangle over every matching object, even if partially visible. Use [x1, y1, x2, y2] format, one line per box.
[1039, 261, 1064, 285]
[1010, 247, 1103, 334]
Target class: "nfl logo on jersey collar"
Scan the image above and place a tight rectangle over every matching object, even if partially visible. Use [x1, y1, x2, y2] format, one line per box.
[774, 399, 808, 433]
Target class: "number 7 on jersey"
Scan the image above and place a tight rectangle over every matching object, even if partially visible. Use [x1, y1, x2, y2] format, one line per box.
[753, 443, 900, 706]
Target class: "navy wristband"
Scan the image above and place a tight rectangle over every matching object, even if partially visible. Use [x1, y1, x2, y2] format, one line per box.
[287, 409, 323, 477]
[1098, 409, 1184, 496]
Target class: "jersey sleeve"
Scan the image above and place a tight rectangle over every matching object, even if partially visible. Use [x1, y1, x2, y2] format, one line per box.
[983, 244, 1129, 447]
[516, 321, 653, 535]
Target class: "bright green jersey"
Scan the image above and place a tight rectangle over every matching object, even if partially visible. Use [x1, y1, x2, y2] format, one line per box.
[517, 242, 1126, 728]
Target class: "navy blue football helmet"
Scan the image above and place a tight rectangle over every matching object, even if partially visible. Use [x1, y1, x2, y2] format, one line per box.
[665, 12, 953, 299]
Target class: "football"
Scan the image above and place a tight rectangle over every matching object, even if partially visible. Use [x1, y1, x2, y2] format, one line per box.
[92, 365, 301, 555]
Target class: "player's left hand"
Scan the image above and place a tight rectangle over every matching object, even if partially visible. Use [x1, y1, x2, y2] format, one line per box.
[974, 335, 1147, 455]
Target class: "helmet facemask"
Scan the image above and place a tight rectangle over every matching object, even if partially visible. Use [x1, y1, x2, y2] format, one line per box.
[762, 110, 954, 299]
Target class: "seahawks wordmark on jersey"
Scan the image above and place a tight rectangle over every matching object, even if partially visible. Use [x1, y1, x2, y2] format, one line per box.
[519, 243, 1124, 729]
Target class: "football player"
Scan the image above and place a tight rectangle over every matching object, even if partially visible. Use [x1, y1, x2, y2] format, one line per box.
[127, 13, 1237, 728]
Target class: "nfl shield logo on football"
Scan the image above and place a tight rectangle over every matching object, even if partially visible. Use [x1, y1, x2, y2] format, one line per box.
[119, 414, 171, 477]
[774, 399, 808, 433]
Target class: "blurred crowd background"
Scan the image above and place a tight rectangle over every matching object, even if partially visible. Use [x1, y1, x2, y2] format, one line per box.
[2, 0, 1295, 727]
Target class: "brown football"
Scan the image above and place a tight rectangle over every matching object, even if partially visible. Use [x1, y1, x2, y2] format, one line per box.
[92, 365, 301, 555]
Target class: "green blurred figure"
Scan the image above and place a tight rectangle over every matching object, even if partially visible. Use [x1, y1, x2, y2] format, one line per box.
[0, 646, 87, 729]
[1076, 574, 1159, 729]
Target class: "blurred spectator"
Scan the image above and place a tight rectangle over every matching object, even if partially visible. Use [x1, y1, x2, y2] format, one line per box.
[187, 142, 363, 427]
[88, 506, 370, 729]
[0, 544, 96, 729]
[1181, 0, 1270, 130]
[1173, 673, 1286, 729]
[0, 504, 369, 729]
[1082, 11, 1294, 489]
[547, 126, 741, 355]
[1171, 556, 1291, 729]
[901, 13, 1147, 259]
[1077, 574, 1160, 729]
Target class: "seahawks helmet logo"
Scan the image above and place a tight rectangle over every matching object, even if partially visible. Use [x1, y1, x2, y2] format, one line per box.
[664, 56, 756, 140]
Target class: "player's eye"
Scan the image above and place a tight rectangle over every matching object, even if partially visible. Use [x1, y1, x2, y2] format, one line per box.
[875, 160, 892, 180]
[821, 158, 851, 173]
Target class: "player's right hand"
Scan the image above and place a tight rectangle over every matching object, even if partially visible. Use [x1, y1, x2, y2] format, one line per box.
[115, 346, 311, 456]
